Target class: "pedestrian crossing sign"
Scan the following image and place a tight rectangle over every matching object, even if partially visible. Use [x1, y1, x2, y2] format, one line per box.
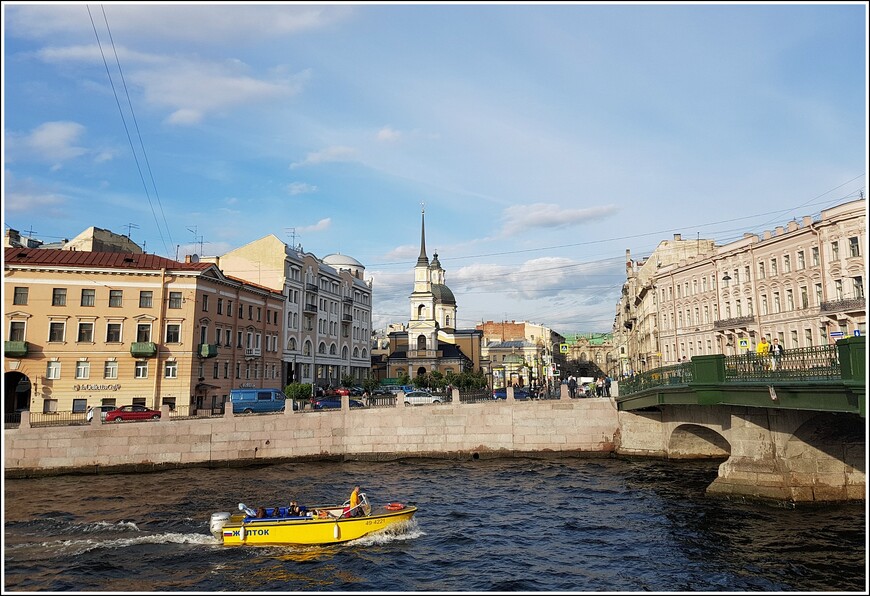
[738, 339, 749, 350]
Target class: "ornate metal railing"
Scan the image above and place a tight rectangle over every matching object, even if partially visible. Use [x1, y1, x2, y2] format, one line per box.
[618, 362, 693, 395]
[713, 315, 756, 329]
[820, 297, 865, 313]
[723, 344, 840, 382]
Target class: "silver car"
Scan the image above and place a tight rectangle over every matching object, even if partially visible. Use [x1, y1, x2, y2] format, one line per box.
[403, 391, 441, 406]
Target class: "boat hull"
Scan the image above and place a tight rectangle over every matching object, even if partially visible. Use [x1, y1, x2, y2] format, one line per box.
[218, 507, 417, 546]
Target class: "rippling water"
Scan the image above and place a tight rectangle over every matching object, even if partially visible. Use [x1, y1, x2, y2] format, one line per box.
[3, 456, 866, 592]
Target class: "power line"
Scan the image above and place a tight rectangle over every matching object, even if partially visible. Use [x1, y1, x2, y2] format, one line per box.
[87, 5, 172, 257]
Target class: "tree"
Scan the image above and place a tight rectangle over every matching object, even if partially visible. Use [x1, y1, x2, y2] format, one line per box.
[284, 383, 312, 401]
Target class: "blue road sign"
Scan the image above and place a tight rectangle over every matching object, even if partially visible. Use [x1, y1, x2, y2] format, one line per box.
[829, 331, 845, 338]
[855, 330, 862, 337]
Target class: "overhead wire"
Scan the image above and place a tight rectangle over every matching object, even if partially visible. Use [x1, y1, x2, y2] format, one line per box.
[86, 4, 172, 257]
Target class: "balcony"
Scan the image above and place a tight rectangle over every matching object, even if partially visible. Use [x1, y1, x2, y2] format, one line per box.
[713, 315, 756, 330]
[4, 341, 28, 358]
[130, 342, 157, 357]
[198, 343, 219, 358]
[306, 283, 319, 293]
[304, 303, 318, 313]
[343, 297, 353, 304]
[342, 314, 353, 322]
[244, 348, 261, 359]
[821, 297, 865, 314]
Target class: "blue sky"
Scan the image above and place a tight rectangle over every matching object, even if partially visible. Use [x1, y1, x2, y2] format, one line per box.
[3, 2, 867, 334]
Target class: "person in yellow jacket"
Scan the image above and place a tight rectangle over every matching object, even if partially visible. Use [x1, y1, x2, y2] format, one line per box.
[756, 337, 771, 370]
[347, 485, 362, 517]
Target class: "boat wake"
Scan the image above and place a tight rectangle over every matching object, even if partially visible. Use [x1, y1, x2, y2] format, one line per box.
[349, 518, 424, 546]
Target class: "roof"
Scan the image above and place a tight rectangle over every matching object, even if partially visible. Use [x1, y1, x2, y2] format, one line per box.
[4, 247, 213, 271]
[432, 283, 456, 304]
[322, 253, 364, 269]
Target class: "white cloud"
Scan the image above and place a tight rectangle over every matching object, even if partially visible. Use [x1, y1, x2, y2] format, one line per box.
[287, 182, 317, 195]
[4, 190, 67, 214]
[290, 146, 357, 169]
[376, 126, 402, 142]
[14, 121, 88, 164]
[500, 203, 620, 236]
[382, 244, 419, 261]
[298, 218, 331, 233]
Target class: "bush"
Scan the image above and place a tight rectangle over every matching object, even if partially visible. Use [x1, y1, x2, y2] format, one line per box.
[284, 383, 313, 401]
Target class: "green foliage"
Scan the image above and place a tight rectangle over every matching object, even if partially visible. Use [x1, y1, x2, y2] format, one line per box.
[284, 383, 313, 400]
[398, 373, 411, 386]
[341, 374, 356, 387]
[362, 376, 380, 392]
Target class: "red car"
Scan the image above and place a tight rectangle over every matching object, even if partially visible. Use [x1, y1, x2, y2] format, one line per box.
[334, 387, 351, 396]
[105, 404, 161, 422]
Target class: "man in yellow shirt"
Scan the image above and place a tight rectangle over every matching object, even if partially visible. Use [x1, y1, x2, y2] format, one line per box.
[348, 485, 362, 517]
[756, 337, 771, 370]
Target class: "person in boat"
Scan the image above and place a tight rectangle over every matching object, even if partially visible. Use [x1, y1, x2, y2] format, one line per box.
[288, 500, 305, 517]
[347, 485, 363, 517]
[271, 506, 282, 518]
[255, 506, 266, 518]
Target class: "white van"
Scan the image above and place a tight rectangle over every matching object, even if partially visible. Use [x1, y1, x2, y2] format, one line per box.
[230, 388, 294, 414]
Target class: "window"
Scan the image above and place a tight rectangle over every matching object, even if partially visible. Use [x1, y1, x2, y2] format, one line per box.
[165, 324, 181, 343]
[77, 322, 94, 343]
[81, 288, 95, 307]
[773, 292, 781, 313]
[164, 361, 178, 379]
[46, 361, 61, 380]
[770, 258, 777, 276]
[104, 360, 118, 379]
[797, 250, 805, 270]
[801, 286, 809, 309]
[136, 324, 151, 342]
[9, 321, 25, 341]
[853, 277, 864, 299]
[849, 237, 860, 257]
[224, 329, 232, 346]
[202, 295, 209, 312]
[758, 262, 765, 279]
[761, 294, 769, 315]
[49, 322, 65, 342]
[135, 360, 148, 378]
[812, 246, 820, 266]
[72, 399, 87, 414]
[786, 289, 794, 311]
[248, 305, 253, 320]
[13, 287, 28, 305]
[217, 298, 223, 315]
[831, 241, 839, 261]
[835, 280, 844, 300]
[227, 300, 233, 315]
[52, 288, 67, 306]
[783, 254, 791, 273]
[106, 323, 122, 343]
[139, 291, 153, 308]
[815, 283, 823, 305]
[75, 360, 90, 379]
[169, 292, 182, 309]
[109, 290, 123, 307]
[747, 297, 753, 315]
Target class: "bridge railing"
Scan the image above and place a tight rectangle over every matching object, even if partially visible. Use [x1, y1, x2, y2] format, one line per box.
[618, 362, 693, 395]
[723, 344, 840, 382]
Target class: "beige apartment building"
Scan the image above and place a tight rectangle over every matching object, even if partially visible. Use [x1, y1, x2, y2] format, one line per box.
[612, 198, 866, 377]
[4, 248, 284, 415]
[210, 235, 373, 389]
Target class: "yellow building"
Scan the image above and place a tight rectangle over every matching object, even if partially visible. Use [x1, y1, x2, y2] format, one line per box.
[4, 248, 284, 415]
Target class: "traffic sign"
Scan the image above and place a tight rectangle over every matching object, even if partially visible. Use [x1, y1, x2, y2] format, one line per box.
[829, 331, 845, 338]
[738, 339, 749, 350]
[855, 330, 862, 337]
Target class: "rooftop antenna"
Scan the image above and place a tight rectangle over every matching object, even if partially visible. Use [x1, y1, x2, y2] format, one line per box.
[186, 226, 205, 255]
[286, 227, 301, 250]
[123, 222, 139, 239]
[24, 225, 38, 238]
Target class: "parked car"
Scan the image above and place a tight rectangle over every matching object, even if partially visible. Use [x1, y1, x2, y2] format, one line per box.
[104, 405, 162, 422]
[492, 387, 531, 400]
[312, 397, 365, 410]
[86, 404, 119, 422]
[403, 391, 442, 405]
[333, 387, 351, 396]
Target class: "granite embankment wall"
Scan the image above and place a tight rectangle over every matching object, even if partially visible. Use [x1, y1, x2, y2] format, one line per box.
[4, 396, 621, 477]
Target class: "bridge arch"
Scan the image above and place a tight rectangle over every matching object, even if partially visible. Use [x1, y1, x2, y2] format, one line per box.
[668, 423, 731, 459]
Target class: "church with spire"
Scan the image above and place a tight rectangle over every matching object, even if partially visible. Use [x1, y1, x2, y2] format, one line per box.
[385, 207, 484, 381]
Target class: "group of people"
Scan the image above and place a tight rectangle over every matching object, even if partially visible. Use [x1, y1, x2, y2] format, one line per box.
[251, 486, 364, 520]
[565, 375, 611, 398]
[756, 337, 786, 370]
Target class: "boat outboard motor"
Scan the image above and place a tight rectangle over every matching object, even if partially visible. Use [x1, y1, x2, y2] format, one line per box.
[210, 512, 231, 538]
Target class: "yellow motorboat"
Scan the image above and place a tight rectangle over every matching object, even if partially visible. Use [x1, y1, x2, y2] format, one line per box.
[209, 493, 417, 546]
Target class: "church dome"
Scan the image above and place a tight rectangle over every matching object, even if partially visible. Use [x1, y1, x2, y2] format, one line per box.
[323, 253, 365, 273]
[432, 283, 456, 304]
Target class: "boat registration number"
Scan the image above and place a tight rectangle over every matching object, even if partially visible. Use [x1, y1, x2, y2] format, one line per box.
[364, 518, 387, 526]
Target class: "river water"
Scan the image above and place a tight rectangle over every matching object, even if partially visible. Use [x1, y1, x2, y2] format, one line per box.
[3, 456, 866, 593]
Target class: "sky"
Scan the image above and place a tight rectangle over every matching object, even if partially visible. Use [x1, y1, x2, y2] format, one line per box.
[3, 2, 867, 336]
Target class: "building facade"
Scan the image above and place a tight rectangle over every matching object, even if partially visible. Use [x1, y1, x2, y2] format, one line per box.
[211, 235, 373, 389]
[3, 248, 284, 415]
[476, 320, 564, 389]
[612, 198, 866, 377]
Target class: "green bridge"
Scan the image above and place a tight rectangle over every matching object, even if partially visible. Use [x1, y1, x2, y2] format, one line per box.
[616, 336, 865, 417]
[613, 336, 864, 503]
